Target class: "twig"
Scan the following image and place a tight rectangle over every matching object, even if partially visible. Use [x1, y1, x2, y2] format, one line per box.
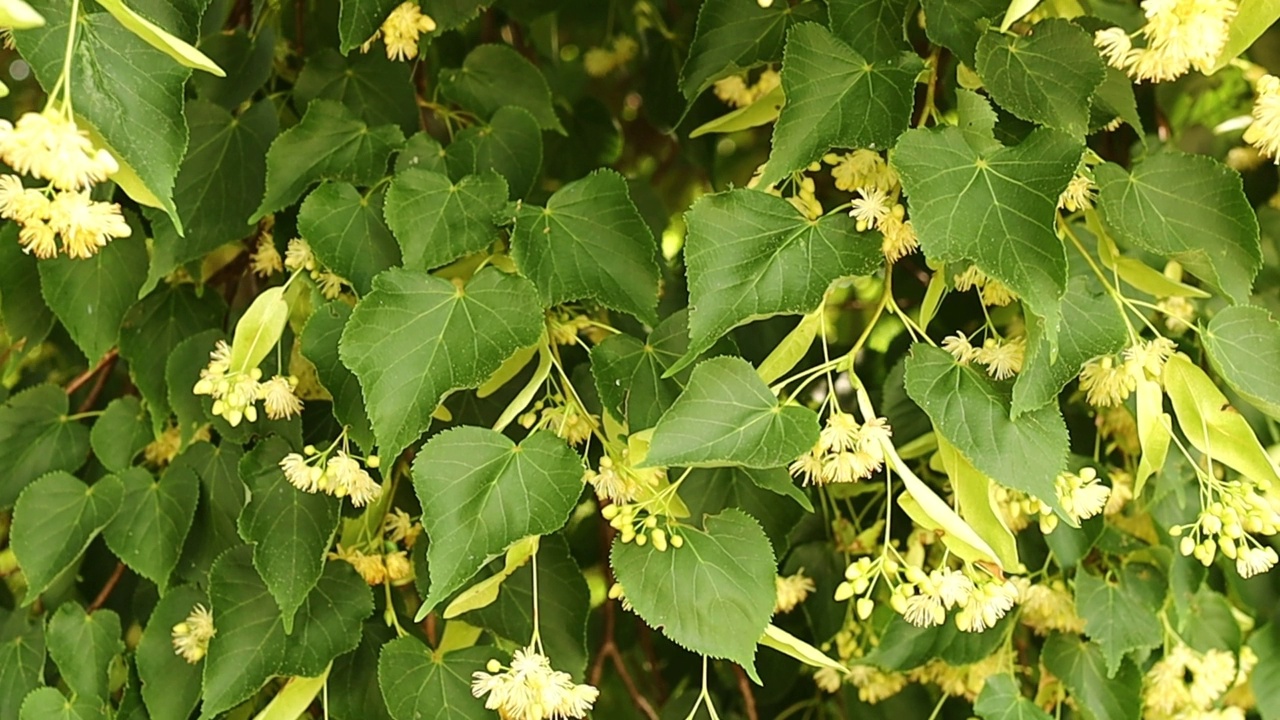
[88, 561, 126, 612]
[65, 348, 118, 397]
[733, 665, 759, 720]
[76, 352, 117, 413]
[589, 520, 660, 720]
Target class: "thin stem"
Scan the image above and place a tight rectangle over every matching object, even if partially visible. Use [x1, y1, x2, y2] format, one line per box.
[88, 561, 126, 612]
[529, 547, 543, 651]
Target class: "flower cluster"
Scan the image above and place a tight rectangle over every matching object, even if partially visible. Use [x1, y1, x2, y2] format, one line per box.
[1245, 74, 1280, 161]
[602, 502, 684, 551]
[1058, 172, 1098, 212]
[279, 443, 383, 507]
[250, 234, 283, 277]
[943, 332, 1026, 380]
[1078, 338, 1176, 408]
[471, 646, 599, 720]
[1172, 476, 1280, 578]
[1015, 578, 1085, 635]
[362, 1, 436, 61]
[330, 543, 413, 586]
[1093, 0, 1236, 83]
[712, 68, 780, 108]
[953, 266, 1018, 307]
[171, 604, 216, 664]
[584, 451, 664, 504]
[284, 238, 351, 300]
[192, 341, 304, 426]
[789, 410, 892, 486]
[582, 36, 638, 77]
[0, 110, 131, 259]
[1143, 644, 1254, 719]
[520, 394, 598, 446]
[774, 570, 816, 614]
[889, 566, 1020, 633]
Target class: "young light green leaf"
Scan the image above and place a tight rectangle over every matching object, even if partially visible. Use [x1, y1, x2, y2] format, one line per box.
[689, 83, 784, 138]
[757, 306, 822, 385]
[894, 127, 1082, 346]
[999, 0, 1041, 30]
[611, 509, 776, 681]
[46, 603, 122, 701]
[0, 0, 42, 28]
[759, 624, 845, 673]
[411, 427, 584, 616]
[973, 673, 1051, 720]
[136, 585, 206, 720]
[758, 23, 920, 187]
[339, 267, 544, 460]
[937, 437, 1020, 569]
[1209, 0, 1280, 73]
[511, 169, 659, 324]
[1074, 566, 1165, 678]
[1134, 376, 1171, 496]
[301, 302, 375, 451]
[904, 345, 1069, 517]
[893, 469, 1003, 570]
[975, 20, 1105, 136]
[377, 638, 490, 720]
[102, 465, 198, 589]
[644, 357, 819, 470]
[237, 436, 341, 633]
[679, 0, 820, 100]
[439, 44, 564, 133]
[12, 472, 123, 602]
[444, 106, 542, 199]
[298, 182, 401, 296]
[38, 232, 148, 362]
[1042, 634, 1142, 720]
[93, 0, 224, 76]
[677, 189, 882, 372]
[1203, 305, 1280, 420]
[1095, 152, 1260, 304]
[383, 169, 507, 271]
[443, 536, 539, 619]
[250, 669, 331, 720]
[0, 384, 90, 508]
[1163, 354, 1280, 490]
[228, 286, 289, 374]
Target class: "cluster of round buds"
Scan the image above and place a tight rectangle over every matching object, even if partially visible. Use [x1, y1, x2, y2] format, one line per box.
[583, 452, 664, 504]
[888, 565, 1019, 633]
[789, 410, 892, 486]
[519, 394, 597, 446]
[1172, 479, 1280, 578]
[171, 604, 216, 664]
[602, 503, 684, 551]
[191, 341, 305, 426]
[826, 149, 899, 194]
[835, 555, 898, 620]
[279, 444, 382, 507]
[329, 543, 413, 586]
[283, 238, 350, 300]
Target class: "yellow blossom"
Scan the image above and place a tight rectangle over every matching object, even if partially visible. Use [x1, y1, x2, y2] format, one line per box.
[849, 187, 893, 230]
[47, 190, 132, 259]
[1058, 173, 1096, 212]
[774, 570, 816, 613]
[171, 604, 216, 664]
[250, 235, 283, 277]
[377, 1, 436, 61]
[258, 375, 303, 420]
[1055, 467, 1110, 524]
[974, 336, 1025, 380]
[284, 237, 316, 272]
[472, 646, 599, 720]
[1078, 355, 1136, 407]
[0, 110, 119, 190]
[880, 215, 918, 262]
[1094, 0, 1236, 83]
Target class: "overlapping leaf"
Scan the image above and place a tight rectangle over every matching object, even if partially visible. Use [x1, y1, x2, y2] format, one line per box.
[1204, 304, 1280, 419]
[439, 44, 563, 132]
[298, 182, 402, 295]
[679, 0, 820, 100]
[46, 603, 121, 700]
[39, 232, 147, 362]
[445, 106, 542, 199]
[102, 465, 198, 589]
[136, 585, 206, 720]
[11, 472, 123, 601]
[1075, 566, 1164, 677]
[0, 385, 90, 508]
[383, 169, 507, 271]
[301, 302, 375, 451]
[377, 638, 489, 720]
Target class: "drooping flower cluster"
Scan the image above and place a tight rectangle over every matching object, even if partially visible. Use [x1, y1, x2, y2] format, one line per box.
[887, 566, 1020, 633]
[712, 68, 780, 108]
[171, 604, 216, 664]
[362, 1, 437, 61]
[942, 331, 1026, 380]
[192, 341, 304, 426]
[1078, 337, 1176, 408]
[0, 110, 131, 259]
[330, 543, 413, 586]
[602, 502, 684, 551]
[953, 266, 1018, 307]
[284, 238, 351, 300]
[1143, 644, 1253, 719]
[1093, 0, 1237, 83]
[583, 451, 664, 504]
[774, 570, 816, 614]
[582, 36, 639, 77]
[279, 443, 383, 507]
[1015, 578, 1085, 635]
[250, 234, 283, 277]
[1245, 74, 1280, 161]
[1171, 476, 1280, 578]
[789, 410, 892, 486]
[520, 393, 598, 446]
[471, 646, 599, 720]
[1058, 172, 1098, 212]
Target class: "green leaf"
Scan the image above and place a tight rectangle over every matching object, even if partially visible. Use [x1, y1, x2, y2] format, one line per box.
[277, 562, 373, 677]
[590, 314, 690, 431]
[904, 345, 1069, 516]
[468, 534, 590, 678]
[1203, 305, 1280, 420]
[238, 436, 341, 632]
[444, 106, 543, 199]
[253, 99, 404, 221]
[644, 357, 819, 470]
[143, 99, 276, 294]
[192, 28, 275, 110]
[46, 603, 122, 701]
[11, 472, 123, 601]
[1174, 586, 1241, 653]
[339, 267, 544, 459]
[173, 442, 246, 582]
[329, 623, 395, 720]
[1095, 152, 1261, 304]
[1074, 567, 1164, 677]
[412, 427, 584, 614]
[0, 615, 45, 720]
[383, 169, 507, 271]
[1041, 634, 1142, 720]
[610, 509, 775, 681]
[19, 688, 107, 720]
[1091, 67, 1142, 134]
[38, 232, 148, 362]
[826, 0, 911, 61]
[0, 385, 90, 508]
[295, 48, 419, 133]
[377, 638, 489, 720]
[136, 585, 205, 720]
[678, 189, 882, 370]
[758, 23, 920, 187]
[975, 20, 1106, 136]
[119, 285, 226, 435]
[90, 397, 150, 472]
[1012, 274, 1129, 416]
[973, 674, 1051, 720]
[93, 0, 221, 75]
[920, 0, 1005, 66]
[167, 329, 224, 446]
[1210, 0, 1280, 73]
[102, 465, 198, 589]
[439, 44, 564, 133]
[338, 0, 399, 54]
[396, 131, 448, 175]
[893, 126, 1081, 344]
[298, 182, 402, 295]
[15, 1, 193, 224]
[679, 0, 820, 100]
[681, 466, 808, 551]
[0, 226, 54, 348]
[511, 169, 659, 324]
[301, 302, 375, 451]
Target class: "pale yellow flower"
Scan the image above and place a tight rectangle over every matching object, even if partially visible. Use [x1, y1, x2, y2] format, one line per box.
[472, 646, 599, 720]
[250, 235, 283, 277]
[774, 570, 816, 614]
[171, 604, 216, 664]
[379, 1, 436, 61]
[258, 375, 303, 420]
[47, 190, 131, 259]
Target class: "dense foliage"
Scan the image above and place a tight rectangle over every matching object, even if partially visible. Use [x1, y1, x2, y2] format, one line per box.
[4, 0, 1280, 718]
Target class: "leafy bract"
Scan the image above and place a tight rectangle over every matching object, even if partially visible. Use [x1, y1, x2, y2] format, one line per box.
[511, 169, 659, 324]
[11, 472, 123, 602]
[894, 126, 1081, 344]
[102, 465, 198, 589]
[644, 356, 819, 470]
[412, 427, 583, 614]
[1203, 305, 1280, 420]
[1095, 152, 1260, 304]
[904, 345, 1069, 516]
[383, 169, 507, 271]
[610, 509, 775, 681]
[38, 233, 147, 362]
[298, 182, 402, 295]
[253, 99, 404, 221]
[679, 0, 819, 100]
[758, 23, 920, 187]
[377, 638, 489, 720]
[975, 20, 1106, 136]
[439, 44, 563, 132]
[1075, 567, 1164, 678]
[339, 267, 544, 460]
[678, 188, 882, 370]
[0, 384, 90, 508]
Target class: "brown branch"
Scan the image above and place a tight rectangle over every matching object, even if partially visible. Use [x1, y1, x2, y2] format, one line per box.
[65, 348, 118, 397]
[733, 665, 760, 720]
[88, 562, 126, 612]
[589, 517, 659, 720]
[76, 352, 118, 413]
